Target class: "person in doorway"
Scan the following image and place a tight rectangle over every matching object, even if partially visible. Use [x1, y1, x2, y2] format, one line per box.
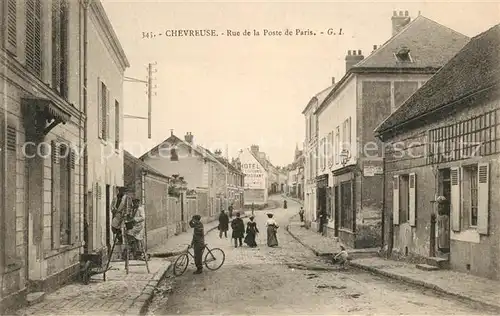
[189, 215, 205, 274]
[231, 212, 245, 248]
[299, 207, 305, 222]
[244, 216, 259, 247]
[228, 203, 234, 218]
[125, 199, 146, 260]
[266, 213, 279, 247]
[218, 209, 229, 239]
[111, 186, 133, 245]
[318, 207, 327, 234]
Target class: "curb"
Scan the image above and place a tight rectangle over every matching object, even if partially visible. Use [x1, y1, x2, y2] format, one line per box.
[350, 261, 500, 313]
[286, 214, 500, 313]
[123, 260, 172, 315]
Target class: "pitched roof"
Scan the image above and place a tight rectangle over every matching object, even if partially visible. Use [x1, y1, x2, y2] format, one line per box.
[138, 134, 217, 163]
[375, 24, 500, 136]
[314, 15, 469, 116]
[124, 150, 170, 180]
[355, 15, 469, 69]
[301, 84, 336, 114]
[248, 149, 269, 172]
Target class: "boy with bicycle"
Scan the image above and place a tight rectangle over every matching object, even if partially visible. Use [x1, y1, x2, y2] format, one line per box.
[189, 215, 205, 274]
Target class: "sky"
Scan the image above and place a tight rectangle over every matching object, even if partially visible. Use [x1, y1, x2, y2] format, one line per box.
[101, 0, 499, 167]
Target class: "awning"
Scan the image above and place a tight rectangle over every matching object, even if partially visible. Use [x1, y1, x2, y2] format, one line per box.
[22, 97, 71, 123]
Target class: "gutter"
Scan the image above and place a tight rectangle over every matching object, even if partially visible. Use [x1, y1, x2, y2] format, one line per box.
[82, 0, 90, 253]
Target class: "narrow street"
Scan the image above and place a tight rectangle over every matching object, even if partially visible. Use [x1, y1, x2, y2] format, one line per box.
[148, 196, 488, 315]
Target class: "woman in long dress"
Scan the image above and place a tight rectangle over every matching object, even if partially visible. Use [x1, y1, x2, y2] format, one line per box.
[244, 216, 259, 247]
[266, 213, 279, 247]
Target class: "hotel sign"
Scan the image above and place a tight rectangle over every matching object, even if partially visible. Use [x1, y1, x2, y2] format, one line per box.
[242, 163, 265, 189]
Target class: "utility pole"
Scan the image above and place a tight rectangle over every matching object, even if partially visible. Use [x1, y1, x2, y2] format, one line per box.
[225, 143, 229, 211]
[124, 62, 157, 139]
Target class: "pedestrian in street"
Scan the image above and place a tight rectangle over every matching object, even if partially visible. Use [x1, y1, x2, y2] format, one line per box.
[283, 200, 287, 209]
[299, 207, 305, 222]
[244, 216, 259, 248]
[251, 202, 255, 216]
[125, 199, 146, 260]
[111, 186, 133, 246]
[318, 207, 327, 234]
[266, 212, 279, 247]
[218, 209, 229, 239]
[189, 215, 205, 274]
[231, 212, 245, 248]
[333, 245, 349, 269]
[228, 203, 234, 218]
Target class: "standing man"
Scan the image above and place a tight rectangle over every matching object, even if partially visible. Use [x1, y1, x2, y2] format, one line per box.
[231, 212, 245, 248]
[299, 207, 305, 222]
[228, 203, 234, 218]
[189, 215, 205, 274]
[125, 198, 146, 259]
[318, 207, 327, 234]
[218, 209, 229, 238]
[111, 187, 133, 245]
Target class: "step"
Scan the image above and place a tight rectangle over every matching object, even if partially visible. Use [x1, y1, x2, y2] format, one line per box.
[26, 292, 45, 306]
[426, 256, 449, 269]
[416, 263, 439, 271]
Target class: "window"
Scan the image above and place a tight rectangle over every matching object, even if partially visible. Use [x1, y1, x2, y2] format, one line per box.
[98, 81, 109, 140]
[462, 165, 478, 227]
[114, 100, 120, 149]
[335, 126, 340, 164]
[394, 46, 412, 62]
[399, 174, 410, 223]
[340, 180, 353, 230]
[25, 0, 43, 78]
[328, 132, 334, 166]
[51, 0, 68, 98]
[6, 0, 17, 54]
[322, 137, 327, 170]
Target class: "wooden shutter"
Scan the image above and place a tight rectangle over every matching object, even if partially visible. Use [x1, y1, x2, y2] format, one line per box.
[25, 0, 42, 78]
[450, 167, 461, 232]
[70, 150, 77, 243]
[6, 0, 17, 54]
[51, 0, 61, 92]
[477, 163, 489, 235]
[106, 89, 110, 140]
[409, 173, 416, 226]
[97, 78, 103, 139]
[392, 175, 399, 225]
[115, 100, 120, 149]
[51, 140, 61, 249]
[347, 116, 352, 148]
[6, 126, 17, 262]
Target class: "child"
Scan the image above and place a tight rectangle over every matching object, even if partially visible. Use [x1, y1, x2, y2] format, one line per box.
[333, 245, 349, 269]
[299, 207, 305, 222]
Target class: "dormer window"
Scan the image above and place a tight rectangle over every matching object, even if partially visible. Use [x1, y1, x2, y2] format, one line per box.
[170, 148, 178, 161]
[395, 46, 412, 62]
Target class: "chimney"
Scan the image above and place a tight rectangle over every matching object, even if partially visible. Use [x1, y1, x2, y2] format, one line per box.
[214, 149, 222, 156]
[250, 144, 259, 155]
[331, 77, 335, 85]
[184, 132, 193, 144]
[373, 45, 378, 52]
[391, 10, 411, 36]
[345, 50, 364, 73]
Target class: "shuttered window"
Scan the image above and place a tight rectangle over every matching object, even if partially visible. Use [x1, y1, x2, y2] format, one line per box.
[51, 0, 68, 98]
[6, 0, 17, 54]
[409, 173, 416, 226]
[5, 126, 17, 264]
[115, 100, 120, 149]
[51, 140, 61, 248]
[392, 175, 399, 225]
[477, 163, 489, 234]
[450, 167, 461, 231]
[25, 0, 42, 78]
[98, 81, 109, 140]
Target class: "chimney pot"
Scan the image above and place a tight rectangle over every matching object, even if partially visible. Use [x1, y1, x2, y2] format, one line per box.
[405, 10, 409, 16]
[393, 10, 397, 16]
[373, 45, 377, 50]
[331, 77, 335, 85]
[399, 10, 403, 16]
[348, 50, 351, 55]
[353, 50, 356, 56]
[358, 49, 362, 55]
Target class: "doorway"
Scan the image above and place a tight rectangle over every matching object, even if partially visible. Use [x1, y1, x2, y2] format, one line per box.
[106, 185, 111, 253]
[334, 186, 339, 237]
[438, 168, 451, 254]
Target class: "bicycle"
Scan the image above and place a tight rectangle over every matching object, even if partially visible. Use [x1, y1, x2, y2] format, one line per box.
[172, 244, 225, 276]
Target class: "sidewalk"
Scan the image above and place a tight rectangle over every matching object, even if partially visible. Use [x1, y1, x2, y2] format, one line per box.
[286, 217, 500, 312]
[15, 259, 171, 316]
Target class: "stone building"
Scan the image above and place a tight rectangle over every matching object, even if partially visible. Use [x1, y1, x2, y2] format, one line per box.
[314, 11, 469, 248]
[375, 24, 500, 279]
[0, 0, 128, 311]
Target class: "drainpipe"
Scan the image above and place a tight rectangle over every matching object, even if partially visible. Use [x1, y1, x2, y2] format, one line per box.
[381, 156, 386, 250]
[82, 0, 90, 253]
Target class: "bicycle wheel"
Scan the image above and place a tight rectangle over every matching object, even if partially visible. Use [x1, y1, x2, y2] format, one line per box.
[173, 253, 189, 276]
[204, 247, 225, 271]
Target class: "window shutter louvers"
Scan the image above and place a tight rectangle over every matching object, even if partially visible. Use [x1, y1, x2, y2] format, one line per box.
[51, 0, 61, 92]
[106, 89, 110, 140]
[97, 78, 103, 139]
[477, 163, 489, 235]
[51, 140, 61, 249]
[7, 0, 17, 53]
[450, 167, 461, 232]
[25, 0, 42, 78]
[409, 173, 416, 226]
[6, 126, 17, 262]
[393, 175, 399, 225]
[70, 149, 77, 243]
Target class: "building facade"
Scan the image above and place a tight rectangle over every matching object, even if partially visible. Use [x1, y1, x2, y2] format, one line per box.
[0, 0, 127, 311]
[314, 12, 469, 248]
[375, 24, 500, 280]
[211, 150, 245, 210]
[240, 147, 268, 205]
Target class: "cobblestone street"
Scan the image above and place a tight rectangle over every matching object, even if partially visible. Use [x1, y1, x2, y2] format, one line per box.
[147, 197, 491, 315]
